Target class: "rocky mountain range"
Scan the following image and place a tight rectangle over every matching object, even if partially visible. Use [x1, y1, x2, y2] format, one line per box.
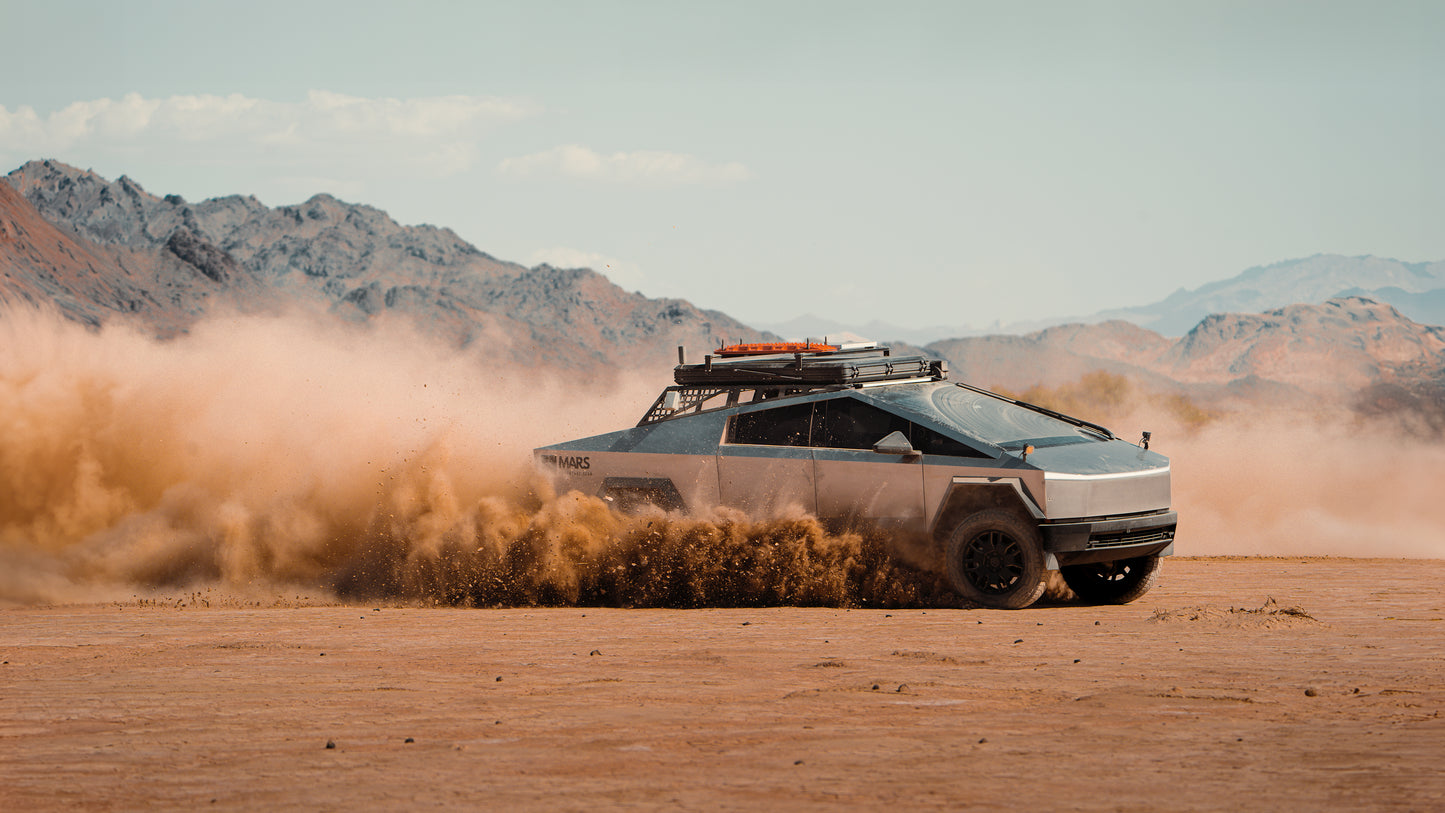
[926, 297, 1445, 418]
[0, 177, 268, 335]
[4, 159, 1444, 424]
[1094, 254, 1445, 336]
[1, 159, 767, 369]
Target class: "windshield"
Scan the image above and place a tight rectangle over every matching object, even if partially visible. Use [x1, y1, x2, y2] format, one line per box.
[864, 383, 1106, 450]
[930, 385, 1105, 448]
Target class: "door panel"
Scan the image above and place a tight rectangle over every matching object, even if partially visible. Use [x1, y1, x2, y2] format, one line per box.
[717, 446, 817, 517]
[813, 448, 925, 531]
[810, 396, 925, 530]
[717, 400, 817, 518]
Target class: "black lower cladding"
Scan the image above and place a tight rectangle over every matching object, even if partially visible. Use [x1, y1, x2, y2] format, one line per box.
[598, 479, 687, 511]
[598, 477, 686, 513]
[1041, 511, 1177, 566]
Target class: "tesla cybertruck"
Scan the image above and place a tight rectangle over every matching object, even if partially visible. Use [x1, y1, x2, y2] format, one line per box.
[535, 343, 1176, 609]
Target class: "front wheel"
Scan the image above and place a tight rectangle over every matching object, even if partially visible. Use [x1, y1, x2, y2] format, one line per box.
[945, 509, 1047, 610]
[1060, 555, 1161, 605]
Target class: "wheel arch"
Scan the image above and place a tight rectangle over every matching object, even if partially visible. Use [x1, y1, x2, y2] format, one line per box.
[931, 479, 1055, 569]
[943, 507, 1050, 609]
[931, 479, 1043, 540]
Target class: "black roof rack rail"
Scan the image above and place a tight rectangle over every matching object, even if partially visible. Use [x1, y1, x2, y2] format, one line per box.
[673, 347, 948, 387]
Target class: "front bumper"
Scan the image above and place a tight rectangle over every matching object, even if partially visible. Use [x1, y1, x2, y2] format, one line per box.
[1040, 510, 1177, 567]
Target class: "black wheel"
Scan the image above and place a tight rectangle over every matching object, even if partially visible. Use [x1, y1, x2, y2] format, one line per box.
[945, 509, 1047, 610]
[1061, 555, 1161, 605]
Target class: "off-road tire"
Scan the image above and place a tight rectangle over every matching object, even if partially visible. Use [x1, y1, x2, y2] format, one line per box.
[1061, 555, 1161, 605]
[945, 509, 1048, 610]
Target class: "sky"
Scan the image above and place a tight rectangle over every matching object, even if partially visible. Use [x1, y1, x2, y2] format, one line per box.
[2, 0, 1443, 331]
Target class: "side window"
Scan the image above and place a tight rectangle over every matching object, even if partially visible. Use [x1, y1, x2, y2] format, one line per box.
[912, 424, 992, 458]
[815, 398, 914, 450]
[728, 402, 815, 446]
[817, 397, 993, 457]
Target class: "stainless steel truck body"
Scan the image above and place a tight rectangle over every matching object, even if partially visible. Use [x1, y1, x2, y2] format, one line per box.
[535, 345, 1176, 608]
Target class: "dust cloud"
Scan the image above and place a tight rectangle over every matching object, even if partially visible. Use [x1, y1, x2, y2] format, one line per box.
[0, 307, 942, 607]
[5, 312, 1439, 608]
[1166, 414, 1445, 558]
[1019, 374, 1445, 559]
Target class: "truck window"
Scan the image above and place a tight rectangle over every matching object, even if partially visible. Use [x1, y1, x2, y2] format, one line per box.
[815, 398, 914, 450]
[911, 424, 992, 458]
[728, 402, 814, 446]
[819, 397, 992, 457]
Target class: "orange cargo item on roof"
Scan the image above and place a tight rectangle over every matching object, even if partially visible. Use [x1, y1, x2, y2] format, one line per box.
[714, 342, 840, 356]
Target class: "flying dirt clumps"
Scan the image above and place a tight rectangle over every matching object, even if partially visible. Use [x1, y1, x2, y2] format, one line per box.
[330, 492, 951, 609]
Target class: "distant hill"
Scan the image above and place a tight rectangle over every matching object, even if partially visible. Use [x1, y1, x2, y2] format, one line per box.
[1092, 254, 1445, 336]
[927, 321, 1181, 395]
[2, 159, 769, 369]
[1162, 297, 1445, 390]
[927, 297, 1445, 411]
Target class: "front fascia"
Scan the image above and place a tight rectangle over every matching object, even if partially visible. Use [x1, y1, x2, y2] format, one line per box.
[1042, 467, 1172, 519]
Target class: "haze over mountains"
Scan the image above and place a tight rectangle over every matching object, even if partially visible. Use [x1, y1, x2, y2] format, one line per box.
[1093, 255, 1445, 336]
[765, 254, 1445, 345]
[3, 159, 1444, 423]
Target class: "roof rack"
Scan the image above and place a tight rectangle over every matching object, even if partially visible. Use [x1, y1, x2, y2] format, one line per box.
[634, 345, 950, 425]
[673, 345, 948, 387]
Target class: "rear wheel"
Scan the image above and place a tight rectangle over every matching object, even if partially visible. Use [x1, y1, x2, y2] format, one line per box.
[1061, 555, 1161, 605]
[945, 510, 1047, 610]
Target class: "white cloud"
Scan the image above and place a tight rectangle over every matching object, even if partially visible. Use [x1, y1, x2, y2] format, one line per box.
[499, 144, 751, 186]
[300, 90, 532, 139]
[0, 91, 538, 178]
[529, 247, 645, 289]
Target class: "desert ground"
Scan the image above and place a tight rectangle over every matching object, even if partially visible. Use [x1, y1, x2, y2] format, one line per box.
[2, 556, 1443, 812]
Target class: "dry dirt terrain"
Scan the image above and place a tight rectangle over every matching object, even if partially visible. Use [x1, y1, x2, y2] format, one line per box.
[3, 557, 1443, 811]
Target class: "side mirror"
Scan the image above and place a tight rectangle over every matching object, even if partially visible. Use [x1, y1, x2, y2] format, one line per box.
[873, 431, 921, 460]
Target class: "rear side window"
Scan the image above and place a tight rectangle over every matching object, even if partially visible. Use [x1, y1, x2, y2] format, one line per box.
[728, 402, 814, 446]
[819, 397, 992, 457]
[815, 398, 913, 450]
